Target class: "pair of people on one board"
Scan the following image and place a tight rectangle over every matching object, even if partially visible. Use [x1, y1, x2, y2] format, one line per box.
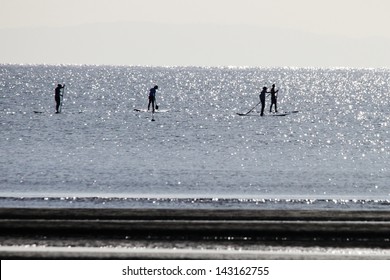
[54, 84, 65, 113]
[259, 84, 278, 116]
[147, 85, 159, 113]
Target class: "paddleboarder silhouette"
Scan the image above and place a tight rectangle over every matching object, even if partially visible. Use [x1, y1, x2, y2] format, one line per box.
[147, 85, 158, 113]
[259, 86, 269, 116]
[269, 84, 279, 113]
[55, 84, 65, 113]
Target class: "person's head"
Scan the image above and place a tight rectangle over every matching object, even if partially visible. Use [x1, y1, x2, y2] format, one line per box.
[272, 84, 275, 87]
[154, 85, 158, 89]
[263, 86, 267, 90]
[57, 84, 62, 88]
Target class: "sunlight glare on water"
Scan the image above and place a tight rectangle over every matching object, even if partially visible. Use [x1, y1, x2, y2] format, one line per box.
[1, 65, 390, 209]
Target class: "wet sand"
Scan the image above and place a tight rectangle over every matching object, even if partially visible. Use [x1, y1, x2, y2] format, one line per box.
[1, 208, 390, 259]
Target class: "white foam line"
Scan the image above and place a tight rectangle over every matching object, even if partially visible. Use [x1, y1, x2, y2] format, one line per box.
[1, 245, 389, 260]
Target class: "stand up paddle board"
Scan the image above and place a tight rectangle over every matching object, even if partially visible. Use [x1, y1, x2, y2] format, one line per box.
[236, 113, 288, 117]
[134, 108, 169, 113]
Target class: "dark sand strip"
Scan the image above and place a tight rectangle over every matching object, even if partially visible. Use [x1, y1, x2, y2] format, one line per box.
[1, 208, 390, 234]
[1, 208, 390, 259]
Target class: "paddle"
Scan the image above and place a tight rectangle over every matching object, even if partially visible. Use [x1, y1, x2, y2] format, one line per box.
[59, 85, 65, 113]
[152, 97, 157, 121]
[237, 101, 261, 116]
[154, 95, 159, 110]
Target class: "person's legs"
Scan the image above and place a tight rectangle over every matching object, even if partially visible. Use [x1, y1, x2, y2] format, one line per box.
[56, 99, 60, 113]
[260, 100, 265, 116]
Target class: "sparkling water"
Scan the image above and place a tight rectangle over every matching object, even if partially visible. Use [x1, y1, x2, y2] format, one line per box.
[1, 65, 390, 209]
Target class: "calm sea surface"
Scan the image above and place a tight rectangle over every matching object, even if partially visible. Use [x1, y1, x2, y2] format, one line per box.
[1, 65, 390, 210]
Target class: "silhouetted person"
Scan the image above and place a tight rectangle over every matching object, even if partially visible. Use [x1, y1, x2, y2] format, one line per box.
[259, 87, 268, 116]
[270, 84, 279, 113]
[148, 85, 158, 113]
[55, 84, 65, 113]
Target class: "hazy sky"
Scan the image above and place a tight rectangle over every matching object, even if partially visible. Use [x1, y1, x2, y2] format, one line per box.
[1, 0, 390, 67]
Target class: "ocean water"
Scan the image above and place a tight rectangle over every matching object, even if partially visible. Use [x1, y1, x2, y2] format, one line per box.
[1, 64, 390, 210]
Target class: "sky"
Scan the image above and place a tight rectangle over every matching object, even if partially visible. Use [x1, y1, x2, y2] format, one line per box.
[1, 0, 390, 68]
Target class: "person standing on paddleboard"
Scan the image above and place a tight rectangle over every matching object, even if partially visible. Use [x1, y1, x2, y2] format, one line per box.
[148, 85, 158, 113]
[55, 84, 65, 113]
[259, 86, 268, 116]
[269, 84, 279, 113]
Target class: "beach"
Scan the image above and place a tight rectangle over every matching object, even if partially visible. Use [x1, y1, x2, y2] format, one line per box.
[1, 208, 389, 259]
